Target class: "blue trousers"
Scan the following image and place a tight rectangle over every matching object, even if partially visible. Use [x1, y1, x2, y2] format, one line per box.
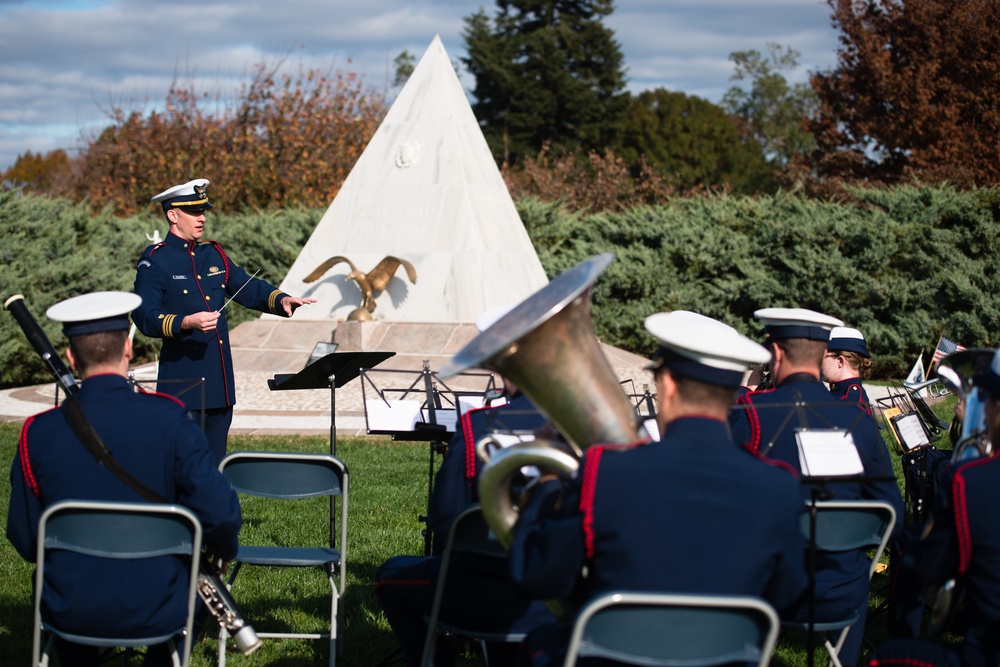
[189, 407, 233, 463]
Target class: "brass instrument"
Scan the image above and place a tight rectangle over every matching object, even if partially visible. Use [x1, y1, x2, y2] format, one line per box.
[927, 348, 996, 635]
[934, 349, 994, 462]
[437, 253, 645, 551]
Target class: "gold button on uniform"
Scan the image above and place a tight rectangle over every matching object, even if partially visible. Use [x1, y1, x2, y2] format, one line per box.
[183, 290, 188, 294]
[206, 296, 211, 301]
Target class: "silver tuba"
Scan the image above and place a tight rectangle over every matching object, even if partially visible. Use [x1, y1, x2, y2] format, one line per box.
[437, 253, 645, 550]
[927, 348, 996, 635]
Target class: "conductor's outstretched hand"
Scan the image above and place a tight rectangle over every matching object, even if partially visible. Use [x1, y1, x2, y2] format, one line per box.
[281, 296, 318, 317]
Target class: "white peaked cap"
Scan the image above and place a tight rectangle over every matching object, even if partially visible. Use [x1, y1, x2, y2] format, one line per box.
[754, 307, 843, 342]
[644, 311, 771, 386]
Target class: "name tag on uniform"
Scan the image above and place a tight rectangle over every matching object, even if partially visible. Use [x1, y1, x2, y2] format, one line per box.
[172, 275, 188, 280]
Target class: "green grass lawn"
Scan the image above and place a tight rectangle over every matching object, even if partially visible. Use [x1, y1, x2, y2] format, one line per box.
[0, 395, 956, 666]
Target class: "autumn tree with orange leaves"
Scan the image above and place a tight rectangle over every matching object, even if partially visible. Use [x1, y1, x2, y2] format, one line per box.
[811, 0, 1000, 187]
[67, 58, 385, 216]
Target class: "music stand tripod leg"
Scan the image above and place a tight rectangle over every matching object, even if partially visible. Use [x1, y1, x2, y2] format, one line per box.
[329, 373, 336, 457]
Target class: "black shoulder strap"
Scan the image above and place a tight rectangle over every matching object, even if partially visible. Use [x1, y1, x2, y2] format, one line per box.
[62, 395, 167, 504]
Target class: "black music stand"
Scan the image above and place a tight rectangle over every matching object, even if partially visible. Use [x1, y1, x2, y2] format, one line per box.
[268, 351, 395, 456]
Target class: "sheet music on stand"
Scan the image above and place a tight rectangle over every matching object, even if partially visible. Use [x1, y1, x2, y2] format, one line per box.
[360, 365, 500, 441]
[890, 412, 932, 451]
[795, 429, 864, 477]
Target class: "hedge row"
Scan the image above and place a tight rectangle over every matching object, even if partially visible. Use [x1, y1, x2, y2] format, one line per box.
[1, 183, 996, 387]
[0, 191, 318, 388]
[519, 183, 1000, 376]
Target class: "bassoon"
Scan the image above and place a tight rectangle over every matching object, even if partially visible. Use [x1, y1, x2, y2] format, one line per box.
[4, 293, 262, 655]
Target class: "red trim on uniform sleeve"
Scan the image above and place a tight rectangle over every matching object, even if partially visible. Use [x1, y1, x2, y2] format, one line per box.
[869, 658, 940, 667]
[579, 445, 606, 561]
[577, 441, 646, 560]
[150, 391, 188, 408]
[146, 243, 166, 257]
[951, 457, 994, 575]
[18, 415, 40, 497]
[737, 393, 762, 454]
[461, 405, 494, 483]
[209, 241, 231, 283]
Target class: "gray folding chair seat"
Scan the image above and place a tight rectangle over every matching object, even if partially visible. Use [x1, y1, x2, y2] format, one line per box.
[564, 591, 781, 667]
[32, 501, 202, 667]
[781, 500, 897, 667]
[422, 504, 527, 667]
[218, 451, 348, 667]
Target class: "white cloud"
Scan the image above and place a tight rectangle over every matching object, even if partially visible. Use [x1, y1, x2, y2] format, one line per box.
[0, 0, 840, 170]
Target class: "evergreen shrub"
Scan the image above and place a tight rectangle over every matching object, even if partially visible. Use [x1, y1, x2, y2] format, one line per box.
[1, 183, 996, 387]
[519, 184, 1000, 377]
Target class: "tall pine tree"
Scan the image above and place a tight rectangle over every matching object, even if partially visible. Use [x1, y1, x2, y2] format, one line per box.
[463, 0, 629, 166]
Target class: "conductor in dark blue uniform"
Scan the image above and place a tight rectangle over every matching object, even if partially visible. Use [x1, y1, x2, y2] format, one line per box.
[729, 308, 904, 667]
[509, 311, 809, 667]
[823, 326, 874, 415]
[132, 178, 316, 461]
[6, 291, 243, 667]
[873, 348, 1000, 667]
[376, 307, 556, 667]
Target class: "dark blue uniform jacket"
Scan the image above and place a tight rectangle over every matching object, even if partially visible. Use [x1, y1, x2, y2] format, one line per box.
[427, 392, 548, 552]
[509, 416, 809, 616]
[829, 377, 872, 415]
[893, 452, 1000, 667]
[729, 374, 904, 619]
[6, 374, 242, 639]
[132, 233, 290, 410]
[375, 392, 554, 667]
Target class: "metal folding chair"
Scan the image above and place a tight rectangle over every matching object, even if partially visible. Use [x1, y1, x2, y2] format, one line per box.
[564, 591, 780, 667]
[218, 451, 348, 667]
[421, 504, 526, 667]
[783, 500, 897, 667]
[33, 500, 202, 667]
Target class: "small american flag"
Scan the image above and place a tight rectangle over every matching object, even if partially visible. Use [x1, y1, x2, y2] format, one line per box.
[931, 336, 967, 367]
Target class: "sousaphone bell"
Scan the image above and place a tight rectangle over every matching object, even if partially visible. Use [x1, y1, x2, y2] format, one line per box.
[438, 252, 646, 550]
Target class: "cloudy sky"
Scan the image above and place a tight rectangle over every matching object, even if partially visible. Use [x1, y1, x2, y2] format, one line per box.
[0, 0, 842, 171]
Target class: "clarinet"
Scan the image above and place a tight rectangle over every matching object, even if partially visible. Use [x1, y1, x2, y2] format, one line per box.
[4, 294, 262, 656]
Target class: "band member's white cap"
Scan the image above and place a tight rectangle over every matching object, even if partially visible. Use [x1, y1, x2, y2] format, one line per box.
[754, 307, 843, 343]
[47, 291, 142, 337]
[645, 311, 771, 387]
[828, 326, 870, 358]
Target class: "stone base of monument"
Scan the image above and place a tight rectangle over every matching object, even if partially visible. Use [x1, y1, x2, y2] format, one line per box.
[228, 318, 655, 437]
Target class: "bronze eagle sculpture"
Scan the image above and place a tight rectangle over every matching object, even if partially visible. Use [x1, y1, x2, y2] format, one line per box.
[304, 255, 417, 321]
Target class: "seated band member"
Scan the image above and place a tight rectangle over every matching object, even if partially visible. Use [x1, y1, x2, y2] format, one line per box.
[875, 348, 1000, 667]
[376, 307, 555, 667]
[824, 326, 874, 415]
[6, 291, 242, 667]
[509, 311, 809, 667]
[729, 308, 904, 667]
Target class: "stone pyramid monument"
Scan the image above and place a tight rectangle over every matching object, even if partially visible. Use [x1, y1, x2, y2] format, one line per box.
[277, 34, 549, 323]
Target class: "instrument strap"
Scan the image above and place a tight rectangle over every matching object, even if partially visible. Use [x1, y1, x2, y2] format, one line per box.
[61, 395, 167, 504]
